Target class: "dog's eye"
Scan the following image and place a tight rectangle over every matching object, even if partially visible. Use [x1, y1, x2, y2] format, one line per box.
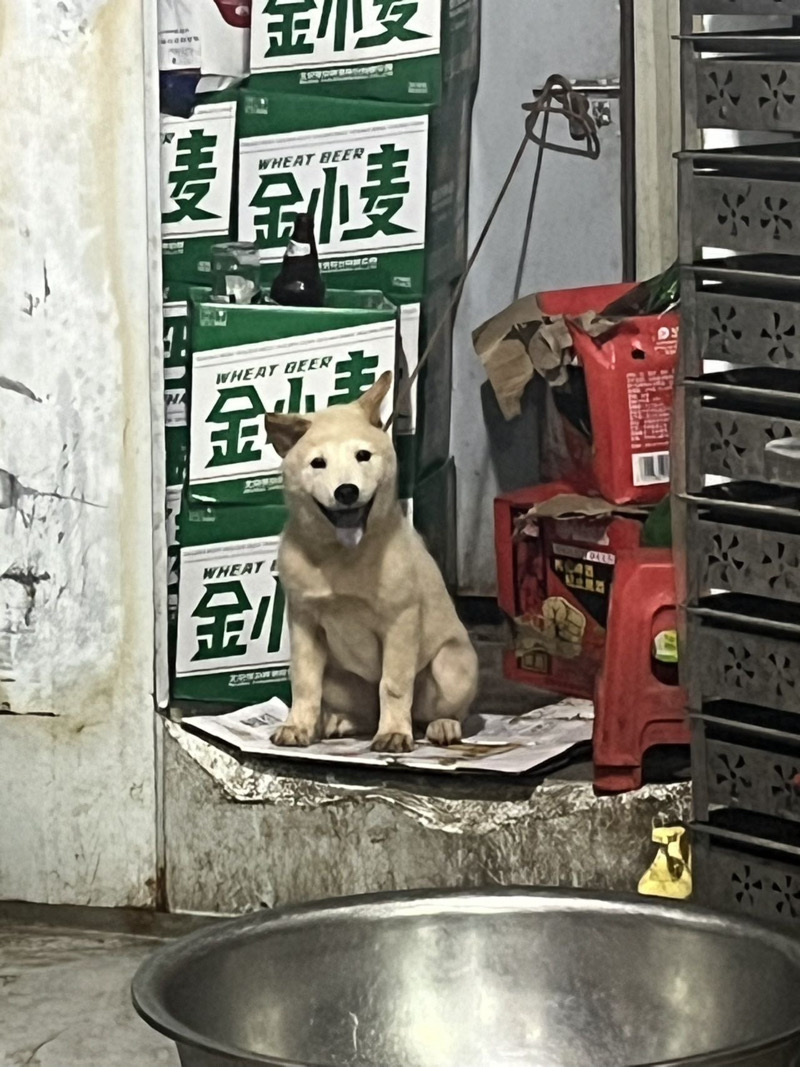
[310, 457, 327, 470]
[356, 450, 372, 463]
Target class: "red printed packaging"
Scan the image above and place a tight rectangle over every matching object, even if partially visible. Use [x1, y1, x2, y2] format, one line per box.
[495, 485, 645, 700]
[539, 283, 679, 506]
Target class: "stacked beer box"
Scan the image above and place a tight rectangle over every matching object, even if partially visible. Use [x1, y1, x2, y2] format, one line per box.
[158, 0, 480, 706]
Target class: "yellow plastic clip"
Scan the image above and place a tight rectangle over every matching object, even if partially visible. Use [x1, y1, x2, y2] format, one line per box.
[638, 822, 692, 900]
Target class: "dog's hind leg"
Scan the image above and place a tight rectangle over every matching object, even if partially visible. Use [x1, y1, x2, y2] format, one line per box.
[322, 662, 379, 739]
[413, 638, 479, 747]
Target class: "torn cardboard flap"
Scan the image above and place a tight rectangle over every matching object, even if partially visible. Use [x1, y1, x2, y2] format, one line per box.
[473, 293, 614, 420]
[515, 493, 648, 539]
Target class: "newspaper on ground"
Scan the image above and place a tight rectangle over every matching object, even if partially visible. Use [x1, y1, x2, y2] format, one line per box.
[180, 697, 593, 775]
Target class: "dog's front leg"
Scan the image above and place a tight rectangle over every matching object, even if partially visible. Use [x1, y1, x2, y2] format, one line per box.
[273, 610, 325, 747]
[372, 607, 418, 754]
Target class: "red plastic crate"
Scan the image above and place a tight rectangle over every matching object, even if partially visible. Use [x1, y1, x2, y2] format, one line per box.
[538, 283, 678, 506]
[593, 548, 689, 793]
[495, 483, 644, 699]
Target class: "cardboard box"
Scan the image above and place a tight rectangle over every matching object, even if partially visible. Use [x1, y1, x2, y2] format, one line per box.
[188, 289, 398, 505]
[163, 284, 191, 635]
[236, 85, 473, 294]
[389, 280, 457, 499]
[425, 78, 472, 285]
[414, 279, 457, 479]
[248, 0, 479, 105]
[161, 95, 238, 284]
[174, 501, 291, 702]
[414, 455, 457, 590]
[163, 282, 192, 380]
[494, 486, 646, 699]
[390, 295, 421, 501]
[476, 282, 678, 505]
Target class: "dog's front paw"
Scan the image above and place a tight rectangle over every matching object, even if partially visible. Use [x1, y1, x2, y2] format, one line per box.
[371, 731, 414, 754]
[272, 724, 316, 747]
[425, 719, 462, 747]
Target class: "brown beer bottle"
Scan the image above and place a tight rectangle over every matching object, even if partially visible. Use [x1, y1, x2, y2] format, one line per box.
[269, 213, 325, 307]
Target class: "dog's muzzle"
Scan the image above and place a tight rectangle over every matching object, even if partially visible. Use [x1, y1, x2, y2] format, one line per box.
[316, 498, 374, 547]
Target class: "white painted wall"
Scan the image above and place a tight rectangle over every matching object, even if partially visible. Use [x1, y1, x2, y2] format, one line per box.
[0, 1, 162, 905]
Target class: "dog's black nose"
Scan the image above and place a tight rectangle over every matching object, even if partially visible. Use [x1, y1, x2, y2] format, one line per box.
[334, 483, 360, 506]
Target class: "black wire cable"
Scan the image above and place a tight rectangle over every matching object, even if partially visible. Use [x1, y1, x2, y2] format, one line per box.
[386, 74, 601, 431]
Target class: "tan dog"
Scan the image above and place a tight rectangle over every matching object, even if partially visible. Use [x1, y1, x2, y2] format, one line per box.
[265, 371, 478, 753]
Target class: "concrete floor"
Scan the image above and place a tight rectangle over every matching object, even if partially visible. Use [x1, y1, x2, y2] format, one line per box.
[0, 922, 179, 1067]
[0, 621, 690, 1064]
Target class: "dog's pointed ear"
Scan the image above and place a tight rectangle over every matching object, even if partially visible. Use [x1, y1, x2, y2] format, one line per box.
[265, 412, 312, 458]
[357, 370, 393, 428]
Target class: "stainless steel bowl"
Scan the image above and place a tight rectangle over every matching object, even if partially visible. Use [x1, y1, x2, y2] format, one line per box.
[132, 888, 800, 1067]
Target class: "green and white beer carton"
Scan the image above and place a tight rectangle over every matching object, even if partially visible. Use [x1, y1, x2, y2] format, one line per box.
[161, 96, 238, 285]
[188, 289, 398, 505]
[426, 79, 472, 284]
[395, 299, 421, 433]
[391, 297, 421, 501]
[174, 501, 291, 703]
[165, 476, 185, 663]
[412, 279, 455, 479]
[248, 0, 479, 105]
[237, 86, 475, 292]
[415, 454, 456, 589]
[249, 0, 437, 103]
[163, 282, 191, 381]
[388, 283, 459, 501]
[237, 90, 430, 295]
[163, 285, 191, 639]
[443, 0, 480, 89]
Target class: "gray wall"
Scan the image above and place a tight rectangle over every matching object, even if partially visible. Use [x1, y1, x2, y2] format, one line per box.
[452, 0, 626, 594]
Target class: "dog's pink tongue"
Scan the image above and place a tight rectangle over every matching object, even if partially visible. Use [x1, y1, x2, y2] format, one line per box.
[336, 525, 363, 549]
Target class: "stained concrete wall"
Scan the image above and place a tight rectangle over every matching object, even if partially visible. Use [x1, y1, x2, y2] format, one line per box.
[0, 1, 163, 905]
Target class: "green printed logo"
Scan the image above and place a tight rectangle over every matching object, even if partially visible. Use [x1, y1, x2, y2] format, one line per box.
[207, 386, 267, 467]
[163, 129, 219, 224]
[345, 143, 411, 238]
[262, 0, 317, 56]
[327, 349, 378, 404]
[161, 101, 237, 241]
[357, 1, 428, 47]
[239, 112, 427, 260]
[189, 317, 397, 498]
[203, 350, 377, 471]
[250, 143, 410, 251]
[192, 568, 286, 662]
[250, 172, 304, 249]
[274, 376, 318, 414]
[262, 0, 428, 59]
[163, 317, 188, 368]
